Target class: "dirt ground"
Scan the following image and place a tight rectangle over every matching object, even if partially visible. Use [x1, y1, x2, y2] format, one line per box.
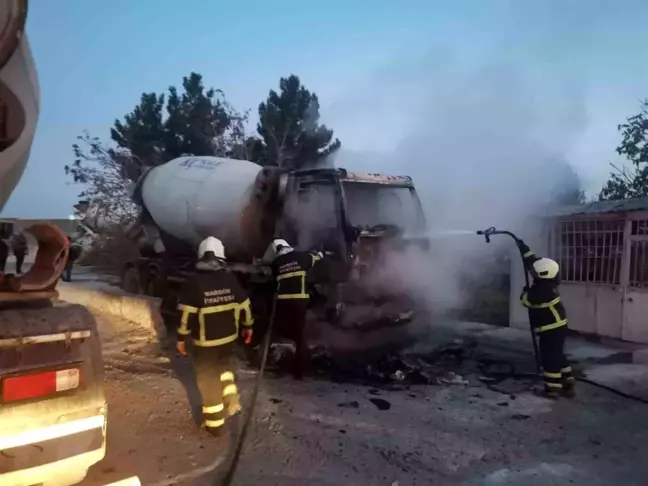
[75, 306, 648, 486]
[234, 375, 648, 486]
[78, 312, 229, 486]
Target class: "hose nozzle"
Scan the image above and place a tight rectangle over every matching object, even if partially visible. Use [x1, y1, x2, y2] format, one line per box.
[477, 226, 497, 243]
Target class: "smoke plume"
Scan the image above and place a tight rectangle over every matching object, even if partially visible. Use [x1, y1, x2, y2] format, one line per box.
[326, 49, 589, 316]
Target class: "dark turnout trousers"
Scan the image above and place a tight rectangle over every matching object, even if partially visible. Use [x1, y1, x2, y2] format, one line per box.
[538, 326, 575, 393]
[14, 250, 25, 274]
[274, 299, 309, 379]
[191, 344, 241, 435]
[0, 241, 8, 272]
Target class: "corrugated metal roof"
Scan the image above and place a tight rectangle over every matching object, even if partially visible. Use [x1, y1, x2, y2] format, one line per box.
[552, 196, 648, 217]
[343, 171, 414, 186]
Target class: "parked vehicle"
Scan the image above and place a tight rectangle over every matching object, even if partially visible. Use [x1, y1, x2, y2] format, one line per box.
[0, 2, 107, 485]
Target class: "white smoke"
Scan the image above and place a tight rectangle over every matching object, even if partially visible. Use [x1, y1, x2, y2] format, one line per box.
[326, 48, 589, 315]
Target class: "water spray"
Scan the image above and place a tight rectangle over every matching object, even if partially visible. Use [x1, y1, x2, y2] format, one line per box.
[476, 226, 541, 375]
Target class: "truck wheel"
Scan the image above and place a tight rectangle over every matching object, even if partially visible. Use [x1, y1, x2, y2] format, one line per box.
[121, 266, 141, 294]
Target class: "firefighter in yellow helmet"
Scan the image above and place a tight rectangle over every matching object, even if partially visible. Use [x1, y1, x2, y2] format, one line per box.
[518, 239, 575, 399]
[176, 236, 254, 435]
[269, 238, 323, 379]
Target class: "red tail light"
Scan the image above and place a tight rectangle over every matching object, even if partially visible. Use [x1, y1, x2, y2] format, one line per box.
[2, 367, 82, 403]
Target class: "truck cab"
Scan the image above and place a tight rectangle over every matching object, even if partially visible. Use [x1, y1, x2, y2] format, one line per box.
[276, 167, 428, 323]
[279, 168, 427, 264]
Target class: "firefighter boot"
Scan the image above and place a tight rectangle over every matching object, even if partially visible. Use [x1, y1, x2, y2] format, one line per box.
[562, 380, 576, 399]
[561, 366, 576, 398]
[534, 386, 560, 400]
[200, 422, 225, 437]
[226, 394, 242, 416]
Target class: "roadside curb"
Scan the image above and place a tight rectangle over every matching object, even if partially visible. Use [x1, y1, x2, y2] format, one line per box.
[56, 281, 163, 331]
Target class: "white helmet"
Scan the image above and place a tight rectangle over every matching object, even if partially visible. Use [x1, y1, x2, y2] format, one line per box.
[532, 257, 559, 280]
[198, 236, 225, 260]
[271, 238, 293, 257]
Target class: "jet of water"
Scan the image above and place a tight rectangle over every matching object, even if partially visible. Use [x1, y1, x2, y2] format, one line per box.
[425, 229, 479, 239]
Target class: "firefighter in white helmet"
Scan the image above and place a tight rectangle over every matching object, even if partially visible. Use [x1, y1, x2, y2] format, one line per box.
[518, 239, 575, 399]
[268, 238, 324, 379]
[176, 236, 254, 435]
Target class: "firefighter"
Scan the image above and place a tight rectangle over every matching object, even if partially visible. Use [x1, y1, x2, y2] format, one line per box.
[269, 238, 323, 380]
[10, 231, 27, 274]
[0, 237, 8, 273]
[176, 236, 254, 436]
[61, 236, 81, 282]
[517, 239, 575, 399]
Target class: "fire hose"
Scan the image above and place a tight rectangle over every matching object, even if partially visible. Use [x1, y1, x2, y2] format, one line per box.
[214, 297, 277, 486]
[476, 226, 648, 405]
[476, 226, 542, 375]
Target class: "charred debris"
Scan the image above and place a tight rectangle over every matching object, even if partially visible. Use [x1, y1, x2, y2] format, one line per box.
[264, 337, 484, 387]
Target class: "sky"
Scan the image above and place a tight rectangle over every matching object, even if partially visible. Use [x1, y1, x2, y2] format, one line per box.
[4, 0, 648, 218]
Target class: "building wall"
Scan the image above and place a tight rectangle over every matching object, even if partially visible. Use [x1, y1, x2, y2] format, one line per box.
[514, 210, 648, 344]
[560, 283, 624, 339]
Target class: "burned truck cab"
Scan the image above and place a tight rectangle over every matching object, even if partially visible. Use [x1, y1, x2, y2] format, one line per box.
[275, 167, 428, 325]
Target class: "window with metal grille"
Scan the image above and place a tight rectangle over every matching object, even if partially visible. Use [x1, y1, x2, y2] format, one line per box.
[629, 220, 648, 288]
[549, 219, 624, 284]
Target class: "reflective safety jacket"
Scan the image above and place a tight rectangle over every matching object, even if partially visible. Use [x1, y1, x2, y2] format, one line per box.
[518, 241, 568, 334]
[271, 250, 323, 300]
[176, 260, 254, 347]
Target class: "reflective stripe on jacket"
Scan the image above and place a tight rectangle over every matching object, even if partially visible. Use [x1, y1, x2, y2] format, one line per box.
[272, 251, 322, 300]
[521, 292, 567, 333]
[177, 298, 253, 346]
[176, 261, 254, 347]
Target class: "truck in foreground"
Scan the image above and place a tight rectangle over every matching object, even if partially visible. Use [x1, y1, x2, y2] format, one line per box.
[0, 2, 107, 485]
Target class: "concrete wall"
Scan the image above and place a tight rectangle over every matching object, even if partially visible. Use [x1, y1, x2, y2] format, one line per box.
[511, 212, 648, 344]
[560, 282, 624, 339]
[508, 219, 628, 340]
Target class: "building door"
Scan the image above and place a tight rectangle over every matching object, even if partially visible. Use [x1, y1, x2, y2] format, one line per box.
[623, 219, 648, 343]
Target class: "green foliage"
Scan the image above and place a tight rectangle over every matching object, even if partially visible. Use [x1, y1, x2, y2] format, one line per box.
[109, 72, 247, 169]
[599, 99, 648, 201]
[66, 72, 251, 223]
[64, 132, 139, 223]
[617, 100, 648, 165]
[252, 74, 341, 168]
[110, 92, 166, 167]
[66, 72, 342, 226]
[599, 163, 648, 201]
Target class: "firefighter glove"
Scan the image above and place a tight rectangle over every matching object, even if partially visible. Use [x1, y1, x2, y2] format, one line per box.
[176, 341, 187, 356]
[516, 239, 531, 254]
[242, 328, 253, 345]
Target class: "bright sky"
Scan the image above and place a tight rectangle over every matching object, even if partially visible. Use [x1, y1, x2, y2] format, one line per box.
[4, 0, 648, 218]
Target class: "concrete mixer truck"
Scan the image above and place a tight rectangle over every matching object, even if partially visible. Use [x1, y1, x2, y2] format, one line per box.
[0, 2, 108, 485]
[122, 155, 429, 337]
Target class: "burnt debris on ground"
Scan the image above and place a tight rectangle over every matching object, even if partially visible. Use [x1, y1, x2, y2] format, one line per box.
[257, 334, 542, 396]
[262, 338, 490, 387]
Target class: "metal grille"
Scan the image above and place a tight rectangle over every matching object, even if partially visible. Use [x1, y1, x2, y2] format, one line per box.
[630, 220, 648, 288]
[549, 219, 624, 284]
